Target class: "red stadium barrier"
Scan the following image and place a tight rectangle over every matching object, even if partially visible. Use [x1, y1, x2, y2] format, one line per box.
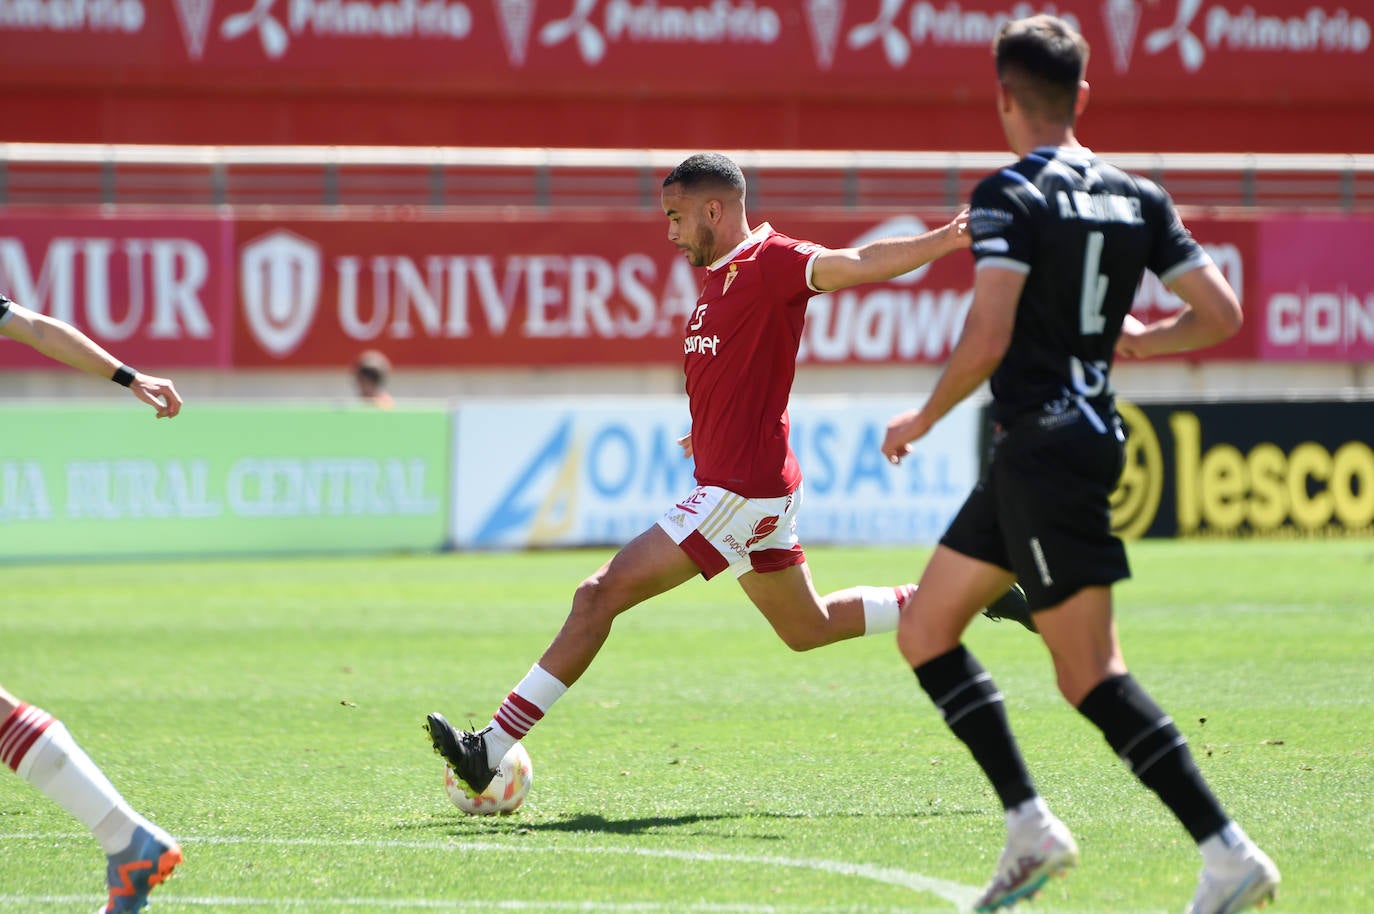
[1, 208, 1371, 369]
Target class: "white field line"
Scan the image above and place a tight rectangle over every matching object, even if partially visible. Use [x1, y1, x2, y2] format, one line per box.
[0, 898, 957, 913]
[0, 832, 980, 912]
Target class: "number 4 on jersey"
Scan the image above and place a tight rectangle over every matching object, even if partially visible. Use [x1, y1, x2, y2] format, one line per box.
[1080, 230, 1108, 335]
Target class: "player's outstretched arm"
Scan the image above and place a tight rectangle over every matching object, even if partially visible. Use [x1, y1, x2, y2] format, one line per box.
[0, 299, 183, 418]
[810, 208, 970, 293]
[1116, 263, 1242, 360]
[882, 265, 1021, 464]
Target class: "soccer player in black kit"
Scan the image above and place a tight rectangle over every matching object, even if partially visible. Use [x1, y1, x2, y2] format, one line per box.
[880, 15, 1279, 914]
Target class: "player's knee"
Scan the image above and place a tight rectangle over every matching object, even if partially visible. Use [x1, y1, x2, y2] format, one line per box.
[895, 621, 924, 664]
[570, 576, 608, 617]
[895, 611, 951, 667]
[779, 631, 824, 652]
[571, 575, 628, 622]
[1055, 670, 1091, 707]
[1052, 661, 1118, 707]
[774, 620, 833, 652]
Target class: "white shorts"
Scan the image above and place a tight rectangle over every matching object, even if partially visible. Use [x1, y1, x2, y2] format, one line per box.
[656, 484, 806, 580]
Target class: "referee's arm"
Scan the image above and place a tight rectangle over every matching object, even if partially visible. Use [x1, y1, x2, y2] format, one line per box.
[0, 298, 184, 418]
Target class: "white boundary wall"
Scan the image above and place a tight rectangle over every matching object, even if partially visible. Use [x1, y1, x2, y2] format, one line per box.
[4, 361, 1370, 406]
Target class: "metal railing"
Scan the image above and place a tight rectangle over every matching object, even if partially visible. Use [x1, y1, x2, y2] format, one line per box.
[1, 144, 1372, 212]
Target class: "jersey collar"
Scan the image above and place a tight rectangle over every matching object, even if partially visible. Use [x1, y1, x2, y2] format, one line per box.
[1032, 145, 1095, 166]
[708, 222, 772, 272]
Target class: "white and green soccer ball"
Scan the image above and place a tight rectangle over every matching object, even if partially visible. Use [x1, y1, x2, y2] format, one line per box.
[444, 743, 533, 816]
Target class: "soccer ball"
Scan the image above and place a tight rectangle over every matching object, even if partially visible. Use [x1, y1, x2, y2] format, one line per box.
[444, 743, 533, 816]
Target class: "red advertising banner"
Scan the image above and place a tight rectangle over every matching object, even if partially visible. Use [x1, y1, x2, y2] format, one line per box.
[231, 211, 994, 368]
[1124, 216, 1259, 361]
[3, 209, 1370, 370]
[0, 212, 234, 369]
[229, 209, 1280, 368]
[1123, 215, 1374, 362]
[1, 0, 1369, 104]
[1255, 217, 1374, 361]
[232, 212, 686, 367]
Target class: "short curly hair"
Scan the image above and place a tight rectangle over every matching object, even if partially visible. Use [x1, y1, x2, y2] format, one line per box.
[662, 153, 745, 194]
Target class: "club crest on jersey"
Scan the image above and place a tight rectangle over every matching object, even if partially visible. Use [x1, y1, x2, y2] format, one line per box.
[722, 262, 739, 294]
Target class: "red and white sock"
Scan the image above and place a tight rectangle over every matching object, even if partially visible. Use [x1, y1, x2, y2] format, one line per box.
[0, 703, 149, 854]
[859, 584, 916, 634]
[484, 664, 568, 769]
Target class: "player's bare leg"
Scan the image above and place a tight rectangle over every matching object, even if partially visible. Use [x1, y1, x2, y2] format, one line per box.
[428, 525, 698, 791]
[743, 557, 1032, 653]
[1031, 585, 1126, 705]
[897, 546, 1017, 666]
[738, 562, 878, 650]
[536, 525, 700, 686]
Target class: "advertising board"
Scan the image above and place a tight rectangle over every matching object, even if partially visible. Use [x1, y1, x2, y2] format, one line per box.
[1111, 399, 1374, 539]
[0, 212, 233, 369]
[3, 210, 1370, 370]
[0, 405, 450, 558]
[1, 1, 1369, 148]
[2, 0, 1368, 104]
[450, 395, 980, 549]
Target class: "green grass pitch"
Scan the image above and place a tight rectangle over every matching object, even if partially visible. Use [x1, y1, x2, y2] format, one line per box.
[1, 539, 1370, 913]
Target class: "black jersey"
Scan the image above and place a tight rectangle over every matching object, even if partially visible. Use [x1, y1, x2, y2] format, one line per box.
[0, 293, 11, 324]
[968, 146, 1211, 425]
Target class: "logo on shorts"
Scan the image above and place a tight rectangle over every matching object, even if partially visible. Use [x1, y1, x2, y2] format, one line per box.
[1037, 397, 1080, 431]
[675, 489, 708, 514]
[667, 512, 686, 527]
[744, 515, 779, 548]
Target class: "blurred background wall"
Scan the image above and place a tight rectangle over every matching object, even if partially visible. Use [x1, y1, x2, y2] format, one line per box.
[2, 0, 1371, 554]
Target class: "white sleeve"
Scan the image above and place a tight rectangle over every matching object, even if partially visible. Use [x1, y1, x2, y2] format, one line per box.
[803, 248, 826, 293]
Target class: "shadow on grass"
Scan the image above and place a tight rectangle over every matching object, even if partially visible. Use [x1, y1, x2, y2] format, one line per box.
[408, 806, 980, 839]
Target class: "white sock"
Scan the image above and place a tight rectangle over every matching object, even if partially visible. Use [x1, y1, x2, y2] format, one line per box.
[7, 710, 147, 855]
[1006, 795, 1051, 830]
[859, 585, 909, 634]
[485, 664, 568, 769]
[1200, 821, 1250, 866]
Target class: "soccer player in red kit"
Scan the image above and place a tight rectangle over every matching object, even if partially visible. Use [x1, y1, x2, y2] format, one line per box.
[0, 293, 184, 913]
[427, 153, 1030, 793]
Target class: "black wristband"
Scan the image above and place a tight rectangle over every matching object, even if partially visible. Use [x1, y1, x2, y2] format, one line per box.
[112, 365, 137, 387]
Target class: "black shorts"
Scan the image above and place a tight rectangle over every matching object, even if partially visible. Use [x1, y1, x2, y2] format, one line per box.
[941, 405, 1130, 611]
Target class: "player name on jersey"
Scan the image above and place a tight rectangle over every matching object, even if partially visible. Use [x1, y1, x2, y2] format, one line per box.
[1056, 191, 1145, 225]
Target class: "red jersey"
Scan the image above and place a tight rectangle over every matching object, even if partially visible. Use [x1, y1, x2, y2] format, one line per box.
[683, 224, 823, 498]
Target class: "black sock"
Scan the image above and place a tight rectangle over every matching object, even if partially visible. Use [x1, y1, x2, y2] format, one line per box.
[914, 644, 1035, 810]
[1077, 673, 1228, 842]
